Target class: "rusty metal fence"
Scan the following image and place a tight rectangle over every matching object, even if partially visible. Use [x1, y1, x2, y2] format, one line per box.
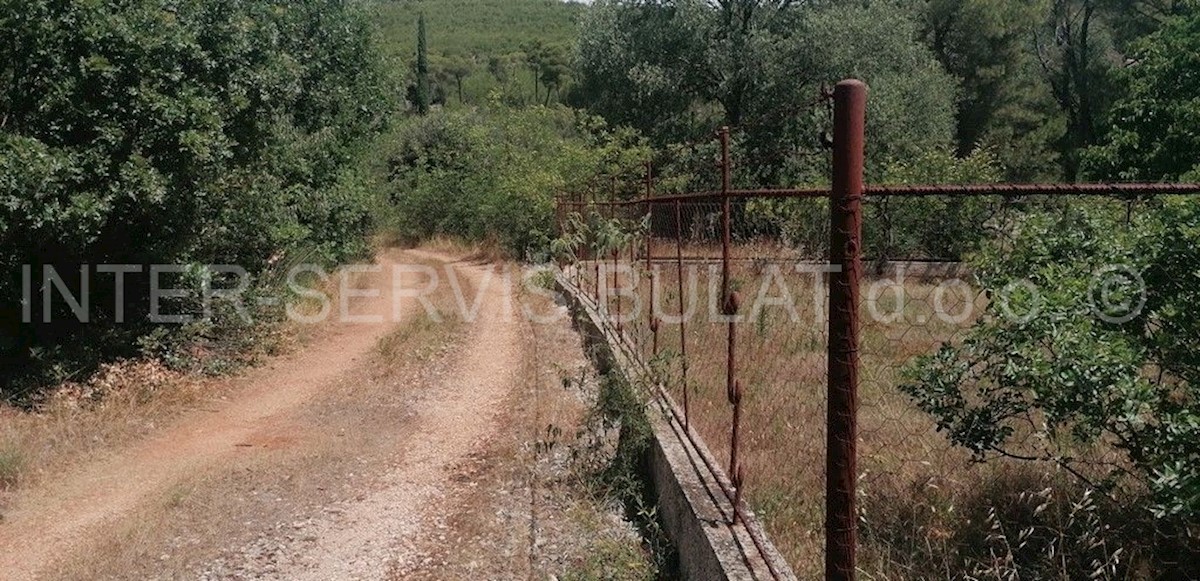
[554, 80, 1200, 579]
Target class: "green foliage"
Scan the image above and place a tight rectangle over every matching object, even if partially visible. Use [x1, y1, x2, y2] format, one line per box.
[1083, 3, 1200, 182]
[416, 13, 431, 115]
[381, 105, 649, 256]
[373, 0, 581, 60]
[0, 0, 390, 393]
[553, 210, 649, 267]
[572, 0, 748, 143]
[867, 148, 1004, 259]
[793, 1, 958, 174]
[915, 0, 1173, 180]
[372, 0, 581, 106]
[561, 536, 657, 581]
[745, 147, 1002, 260]
[569, 368, 673, 577]
[1034, 0, 1121, 179]
[917, 0, 1066, 181]
[902, 198, 1200, 533]
[573, 0, 957, 183]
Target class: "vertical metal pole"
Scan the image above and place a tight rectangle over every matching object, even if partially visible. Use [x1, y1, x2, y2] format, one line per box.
[556, 195, 566, 268]
[575, 198, 582, 290]
[610, 202, 622, 334]
[592, 189, 600, 302]
[827, 79, 865, 581]
[719, 126, 744, 522]
[644, 162, 654, 269]
[646, 164, 658, 360]
[674, 200, 690, 430]
[576, 195, 585, 291]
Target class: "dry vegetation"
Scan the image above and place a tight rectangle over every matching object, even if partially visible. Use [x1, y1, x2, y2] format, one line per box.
[570, 241, 1123, 578]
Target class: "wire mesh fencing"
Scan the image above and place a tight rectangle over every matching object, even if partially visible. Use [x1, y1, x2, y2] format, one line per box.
[553, 79, 1200, 580]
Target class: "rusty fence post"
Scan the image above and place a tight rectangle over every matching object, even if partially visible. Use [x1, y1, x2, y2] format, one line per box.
[592, 190, 600, 303]
[826, 79, 865, 581]
[674, 199, 690, 430]
[609, 200, 622, 335]
[718, 126, 746, 522]
[575, 195, 585, 291]
[645, 165, 660, 360]
[644, 162, 654, 269]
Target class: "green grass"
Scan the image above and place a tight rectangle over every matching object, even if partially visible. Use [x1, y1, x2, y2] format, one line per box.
[561, 536, 657, 581]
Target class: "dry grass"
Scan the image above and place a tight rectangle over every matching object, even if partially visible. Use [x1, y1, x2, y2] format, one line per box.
[0, 359, 202, 505]
[570, 252, 1041, 577]
[570, 245, 1188, 577]
[380, 262, 654, 580]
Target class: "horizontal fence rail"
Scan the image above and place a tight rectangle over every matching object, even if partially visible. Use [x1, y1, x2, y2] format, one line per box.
[553, 78, 1200, 580]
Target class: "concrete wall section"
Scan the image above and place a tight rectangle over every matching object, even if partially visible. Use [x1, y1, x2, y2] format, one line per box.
[556, 271, 797, 581]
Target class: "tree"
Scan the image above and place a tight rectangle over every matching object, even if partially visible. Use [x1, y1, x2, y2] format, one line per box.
[519, 40, 547, 103]
[573, 0, 957, 182]
[917, 0, 1064, 181]
[535, 45, 569, 105]
[487, 54, 513, 83]
[1033, 0, 1119, 180]
[0, 0, 389, 392]
[444, 55, 474, 103]
[1106, 0, 1192, 49]
[1083, 4, 1200, 181]
[787, 1, 958, 175]
[415, 13, 431, 115]
[572, 1, 706, 143]
[383, 107, 650, 255]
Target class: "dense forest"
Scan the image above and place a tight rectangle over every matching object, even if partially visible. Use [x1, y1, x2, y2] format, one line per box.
[2, 0, 1199, 575]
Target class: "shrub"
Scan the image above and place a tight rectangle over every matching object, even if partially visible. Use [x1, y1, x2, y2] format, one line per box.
[900, 198, 1200, 576]
[0, 0, 391, 395]
[382, 105, 649, 257]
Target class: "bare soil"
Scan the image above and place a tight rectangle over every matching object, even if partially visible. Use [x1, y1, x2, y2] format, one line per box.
[0, 248, 648, 580]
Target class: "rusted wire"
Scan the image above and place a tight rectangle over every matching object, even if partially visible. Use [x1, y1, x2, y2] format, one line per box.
[826, 79, 865, 581]
[718, 126, 747, 526]
[552, 84, 1200, 581]
[673, 199, 690, 431]
[867, 182, 1200, 197]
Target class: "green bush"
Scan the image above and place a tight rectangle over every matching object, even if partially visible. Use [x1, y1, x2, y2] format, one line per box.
[900, 198, 1200, 576]
[381, 105, 649, 256]
[0, 0, 390, 394]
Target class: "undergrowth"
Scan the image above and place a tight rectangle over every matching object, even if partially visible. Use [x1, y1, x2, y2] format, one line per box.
[567, 365, 676, 580]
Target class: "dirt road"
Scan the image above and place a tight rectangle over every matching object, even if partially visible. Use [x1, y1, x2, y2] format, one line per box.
[0, 248, 645, 580]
